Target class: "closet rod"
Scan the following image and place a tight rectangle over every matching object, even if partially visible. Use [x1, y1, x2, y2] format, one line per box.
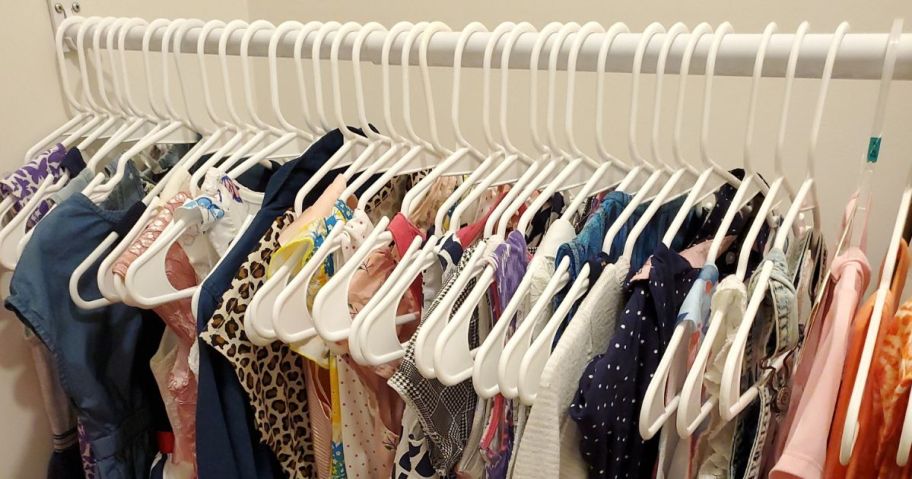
[65, 18, 912, 80]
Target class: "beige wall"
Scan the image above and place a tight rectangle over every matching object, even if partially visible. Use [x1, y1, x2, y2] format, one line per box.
[2, 0, 912, 473]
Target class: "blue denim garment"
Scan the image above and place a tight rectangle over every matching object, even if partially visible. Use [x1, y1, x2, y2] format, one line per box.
[6, 160, 166, 479]
[195, 129, 355, 479]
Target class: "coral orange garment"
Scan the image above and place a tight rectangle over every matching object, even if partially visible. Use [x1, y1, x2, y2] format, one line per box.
[824, 240, 909, 478]
[873, 298, 912, 478]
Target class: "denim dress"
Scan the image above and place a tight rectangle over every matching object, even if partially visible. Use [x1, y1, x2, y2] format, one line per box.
[6, 161, 166, 478]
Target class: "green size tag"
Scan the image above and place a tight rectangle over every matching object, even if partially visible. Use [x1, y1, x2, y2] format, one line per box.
[867, 137, 882, 164]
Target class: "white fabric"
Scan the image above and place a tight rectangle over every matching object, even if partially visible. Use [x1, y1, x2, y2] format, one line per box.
[696, 275, 748, 478]
[512, 257, 631, 479]
[527, 218, 576, 337]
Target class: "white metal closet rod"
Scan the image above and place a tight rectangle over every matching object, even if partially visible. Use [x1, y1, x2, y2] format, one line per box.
[67, 19, 912, 80]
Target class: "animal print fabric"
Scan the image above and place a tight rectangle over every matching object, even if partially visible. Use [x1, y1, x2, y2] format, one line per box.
[199, 211, 316, 479]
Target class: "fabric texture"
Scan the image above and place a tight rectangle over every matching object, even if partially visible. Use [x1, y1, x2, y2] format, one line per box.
[512, 257, 631, 479]
[6, 161, 165, 478]
[199, 212, 316, 478]
[194, 128, 357, 479]
[770, 247, 870, 479]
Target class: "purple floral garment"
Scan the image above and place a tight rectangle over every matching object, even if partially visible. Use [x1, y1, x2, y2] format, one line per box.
[481, 230, 530, 478]
[0, 143, 66, 217]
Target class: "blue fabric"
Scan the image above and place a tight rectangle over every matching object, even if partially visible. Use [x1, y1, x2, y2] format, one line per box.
[6, 161, 165, 479]
[195, 129, 352, 479]
[570, 244, 699, 479]
[550, 191, 699, 346]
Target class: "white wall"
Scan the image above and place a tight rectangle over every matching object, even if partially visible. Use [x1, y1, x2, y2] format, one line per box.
[2, 0, 912, 473]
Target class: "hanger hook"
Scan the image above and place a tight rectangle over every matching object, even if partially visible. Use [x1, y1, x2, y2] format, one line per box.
[90, 17, 118, 115]
[451, 22, 488, 150]
[268, 21, 307, 136]
[481, 22, 517, 152]
[419, 21, 453, 154]
[400, 22, 434, 149]
[545, 22, 581, 158]
[195, 20, 227, 128]
[161, 18, 189, 122]
[310, 21, 343, 134]
[352, 22, 388, 141]
[55, 16, 88, 113]
[528, 22, 563, 155]
[380, 21, 415, 142]
[141, 18, 173, 121]
[672, 22, 712, 172]
[330, 22, 363, 134]
[292, 21, 324, 134]
[774, 22, 808, 198]
[743, 22, 778, 174]
[564, 22, 605, 160]
[106, 18, 136, 117]
[218, 19, 251, 129]
[172, 18, 207, 132]
[76, 16, 105, 114]
[628, 22, 666, 170]
[495, 21, 537, 156]
[594, 22, 631, 163]
[240, 20, 278, 133]
[699, 22, 733, 170]
[651, 22, 689, 171]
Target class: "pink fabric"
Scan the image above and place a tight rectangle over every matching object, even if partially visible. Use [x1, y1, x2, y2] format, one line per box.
[305, 361, 333, 479]
[455, 189, 510, 248]
[113, 192, 199, 474]
[336, 212, 427, 478]
[769, 247, 871, 479]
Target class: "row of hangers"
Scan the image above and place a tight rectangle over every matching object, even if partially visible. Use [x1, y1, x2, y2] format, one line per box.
[20, 15, 912, 465]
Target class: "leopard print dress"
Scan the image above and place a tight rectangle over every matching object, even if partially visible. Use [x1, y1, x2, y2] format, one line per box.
[199, 211, 317, 478]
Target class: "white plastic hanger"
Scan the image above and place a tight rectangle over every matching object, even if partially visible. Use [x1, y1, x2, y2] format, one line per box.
[193, 20, 282, 180]
[431, 21, 556, 384]
[719, 22, 849, 425]
[314, 21, 460, 351]
[106, 21, 295, 306]
[477, 21, 547, 238]
[492, 22, 640, 400]
[675, 21, 801, 437]
[410, 21, 533, 379]
[69, 16, 133, 154]
[288, 20, 379, 214]
[643, 21, 784, 439]
[268, 21, 419, 346]
[518, 23, 693, 406]
[21, 16, 95, 171]
[841, 20, 912, 464]
[0, 17, 135, 269]
[472, 20, 633, 397]
[893, 190, 912, 464]
[77, 18, 170, 178]
[120, 19, 283, 311]
[85, 19, 196, 200]
[4, 16, 127, 232]
[309, 21, 453, 345]
[434, 21, 607, 386]
[226, 20, 312, 178]
[355, 21, 555, 369]
[350, 22, 496, 366]
[98, 19, 220, 304]
[847, 20, 903, 252]
[251, 21, 399, 345]
[187, 20, 258, 193]
[497, 23, 666, 402]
